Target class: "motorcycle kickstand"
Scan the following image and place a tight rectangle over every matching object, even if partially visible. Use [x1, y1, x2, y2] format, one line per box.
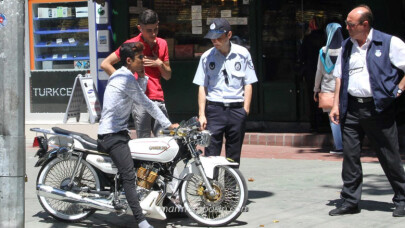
[112, 174, 127, 215]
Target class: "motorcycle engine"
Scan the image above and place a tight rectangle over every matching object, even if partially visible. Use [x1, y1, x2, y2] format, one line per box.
[136, 164, 159, 190]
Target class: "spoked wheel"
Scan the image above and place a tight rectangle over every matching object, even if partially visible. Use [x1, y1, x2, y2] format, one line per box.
[180, 165, 248, 227]
[37, 156, 101, 222]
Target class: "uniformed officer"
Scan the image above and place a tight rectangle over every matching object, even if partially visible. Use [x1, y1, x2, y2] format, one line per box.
[193, 18, 258, 165]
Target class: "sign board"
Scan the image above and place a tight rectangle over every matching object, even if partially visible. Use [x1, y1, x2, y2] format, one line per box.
[63, 74, 101, 124]
[30, 71, 86, 113]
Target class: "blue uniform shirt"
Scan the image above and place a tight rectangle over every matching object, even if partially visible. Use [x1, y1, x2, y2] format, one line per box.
[193, 42, 258, 103]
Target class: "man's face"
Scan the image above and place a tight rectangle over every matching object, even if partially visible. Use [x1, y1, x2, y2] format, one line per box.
[127, 52, 145, 75]
[138, 23, 159, 44]
[211, 31, 232, 50]
[346, 7, 367, 40]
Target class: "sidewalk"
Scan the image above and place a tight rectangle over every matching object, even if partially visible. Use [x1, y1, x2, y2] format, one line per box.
[23, 122, 405, 227]
[25, 142, 405, 228]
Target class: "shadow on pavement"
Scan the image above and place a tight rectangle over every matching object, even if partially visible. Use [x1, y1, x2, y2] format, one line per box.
[33, 211, 128, 228]
[248, 190, 273, 199]
[33, 206, 249, 228]
[327, 198, 394, 213]
[362, 173, 395, 196]
[360, 200, 394, 212]
[326, 172, 395, 213]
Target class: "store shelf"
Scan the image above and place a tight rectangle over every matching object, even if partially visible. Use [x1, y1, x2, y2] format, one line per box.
[34, 28, 88, 35]
[30, 1, 90, 71]
[34, 17, 79, 21]
[34, 41, 89, 47]
[31, 69, 88, 72]
[35, 55, 89, 61]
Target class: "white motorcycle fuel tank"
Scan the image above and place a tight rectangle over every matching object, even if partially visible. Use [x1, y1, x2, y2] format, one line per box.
[128, 137, 179, 163]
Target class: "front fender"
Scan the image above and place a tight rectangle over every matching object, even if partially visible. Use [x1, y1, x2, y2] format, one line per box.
[178, 156, 238, 180]
[171, 156, 238, 194]
[197, 156, 239, 179]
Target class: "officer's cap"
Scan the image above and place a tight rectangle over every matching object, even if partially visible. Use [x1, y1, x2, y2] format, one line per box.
[204, 18, 231, 39]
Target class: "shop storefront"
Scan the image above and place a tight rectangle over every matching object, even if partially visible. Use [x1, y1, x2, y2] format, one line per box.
[25, 0, 405, 126]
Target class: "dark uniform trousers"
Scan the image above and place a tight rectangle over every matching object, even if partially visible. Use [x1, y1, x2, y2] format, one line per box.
[341, 96, 405, 206]
[205, 103, 247, 165]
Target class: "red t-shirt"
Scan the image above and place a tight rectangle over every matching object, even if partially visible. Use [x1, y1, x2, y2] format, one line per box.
[115, 34, 169, 101]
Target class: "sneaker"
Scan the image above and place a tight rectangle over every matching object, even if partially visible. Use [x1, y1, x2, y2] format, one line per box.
[330, 149, 343, 154]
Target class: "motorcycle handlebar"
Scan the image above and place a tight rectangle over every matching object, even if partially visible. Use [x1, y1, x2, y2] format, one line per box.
[160, 129, 175, 135]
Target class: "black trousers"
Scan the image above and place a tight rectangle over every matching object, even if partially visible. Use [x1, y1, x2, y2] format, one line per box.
[205, 104, 247, 165]
[97, 132, 145, 223]
[340, 97, 405, 206]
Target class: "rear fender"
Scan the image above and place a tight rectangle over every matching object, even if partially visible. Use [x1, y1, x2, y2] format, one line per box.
[34, 149, 58, 167]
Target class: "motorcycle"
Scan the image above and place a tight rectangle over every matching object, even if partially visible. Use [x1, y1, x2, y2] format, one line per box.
[30, 117, 248, 227]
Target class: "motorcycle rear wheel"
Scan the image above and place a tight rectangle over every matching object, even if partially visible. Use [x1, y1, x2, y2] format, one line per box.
[180, 165, 248, 227]
[37, 156, 101, 222]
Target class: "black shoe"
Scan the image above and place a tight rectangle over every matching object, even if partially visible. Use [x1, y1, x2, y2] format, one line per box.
[329, 205, 360, 216]
[393, 205, 405, 217]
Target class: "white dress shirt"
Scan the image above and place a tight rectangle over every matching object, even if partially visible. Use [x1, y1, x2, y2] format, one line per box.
[334, 29, 405, 97]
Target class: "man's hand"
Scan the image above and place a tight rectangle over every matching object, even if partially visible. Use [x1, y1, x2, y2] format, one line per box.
[313, 92, 318, 102]
[168, 123, 179, 130]
[143, 56, 163, 68]
[199, 115, 207, 130]
[244, 107, 250, 115]
[329, 105, 340, 125]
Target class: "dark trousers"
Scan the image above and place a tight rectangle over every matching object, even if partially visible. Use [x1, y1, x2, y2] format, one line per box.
[205, 104, 247, 165]
[97, 132, 145, 223]
[341, 97, 405, 206]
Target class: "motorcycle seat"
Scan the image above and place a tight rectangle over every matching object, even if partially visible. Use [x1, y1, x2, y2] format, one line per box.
[52, 127, 97, 151]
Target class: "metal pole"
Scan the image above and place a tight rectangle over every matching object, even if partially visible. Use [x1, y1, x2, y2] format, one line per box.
[0, 0, 26, 227]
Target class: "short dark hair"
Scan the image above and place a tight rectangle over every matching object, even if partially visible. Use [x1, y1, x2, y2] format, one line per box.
[356, 4, 373, 26]
[139, 9, 158, 25]
[119, 42, 144, 66]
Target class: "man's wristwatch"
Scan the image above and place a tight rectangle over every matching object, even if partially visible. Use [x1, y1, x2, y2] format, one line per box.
[398, 88, 403, 94]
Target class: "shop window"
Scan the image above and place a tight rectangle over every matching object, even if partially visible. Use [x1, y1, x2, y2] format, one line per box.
[129, 0, 251, 61]
[29, 1, 89, 70]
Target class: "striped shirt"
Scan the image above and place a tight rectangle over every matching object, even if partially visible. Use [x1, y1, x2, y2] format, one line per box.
[98, 66, 171, 135]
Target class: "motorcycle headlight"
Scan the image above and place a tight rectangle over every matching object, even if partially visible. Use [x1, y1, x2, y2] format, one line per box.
[196, 130, 211, 147]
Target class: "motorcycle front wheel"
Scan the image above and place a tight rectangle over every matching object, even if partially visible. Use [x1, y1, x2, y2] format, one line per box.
[180, 165, 248, 227]
[37, 156, 101, 222]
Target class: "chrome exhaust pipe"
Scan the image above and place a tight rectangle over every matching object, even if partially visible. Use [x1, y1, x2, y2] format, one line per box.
[37, 184, 117, 212]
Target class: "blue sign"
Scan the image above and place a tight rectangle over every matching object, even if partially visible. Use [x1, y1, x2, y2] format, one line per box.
[0, 13, 6, 28]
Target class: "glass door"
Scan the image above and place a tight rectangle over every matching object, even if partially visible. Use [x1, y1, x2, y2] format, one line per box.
[259, 0, 348, 122]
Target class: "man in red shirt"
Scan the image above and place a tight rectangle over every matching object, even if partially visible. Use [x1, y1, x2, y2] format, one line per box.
[101, 9, 171, 138]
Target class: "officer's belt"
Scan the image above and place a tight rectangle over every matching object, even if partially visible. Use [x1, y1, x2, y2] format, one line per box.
[207, 100, 244, 108]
